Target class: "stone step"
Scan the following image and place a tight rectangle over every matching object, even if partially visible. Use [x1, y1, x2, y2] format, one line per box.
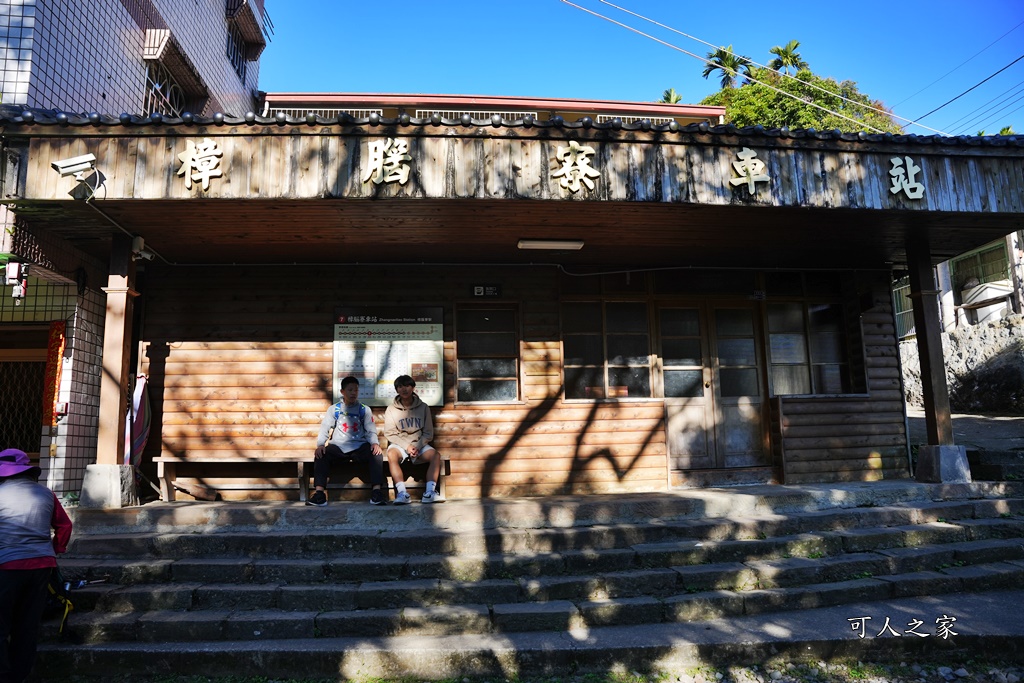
[43, 560, 1024, 645]
[56, 534, 1024, 624]
[62, 498, 1024, 567]
[57, 519, 1024, 594]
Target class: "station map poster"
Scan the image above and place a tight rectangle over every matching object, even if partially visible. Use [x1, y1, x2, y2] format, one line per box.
[333, 307, 444, 407]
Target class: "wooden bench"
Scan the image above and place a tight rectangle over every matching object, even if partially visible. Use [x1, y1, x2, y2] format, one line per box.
[153, 453, 450, 502]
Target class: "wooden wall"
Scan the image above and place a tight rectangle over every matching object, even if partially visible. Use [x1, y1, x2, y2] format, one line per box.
[139, 264, 668, 500]
[773, 272, 911, 484]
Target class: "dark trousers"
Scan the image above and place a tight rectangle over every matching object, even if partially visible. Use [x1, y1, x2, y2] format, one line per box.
[313, 443, 383, 488]
[0, 567, 50, 683]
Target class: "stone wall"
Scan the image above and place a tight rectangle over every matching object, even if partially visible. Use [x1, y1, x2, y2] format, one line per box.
[900, 314, 1024, 414]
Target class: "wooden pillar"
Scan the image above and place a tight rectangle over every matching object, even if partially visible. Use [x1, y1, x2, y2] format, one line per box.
[906, 231, 954, 446]
[96, 233, 139, 466]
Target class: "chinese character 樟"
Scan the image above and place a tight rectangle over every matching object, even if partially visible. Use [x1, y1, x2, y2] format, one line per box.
[363, 138, 413, 185]
[935, 615, 958, 640]
[729, 147, 770, 193]
[889, 155, 925, 199]
[904, 618, 930, 638]
[847, 616, 872, 638]
[875, 617, 902, 637]
[176, 138, 223, 191]
[551, 140, 601, 193]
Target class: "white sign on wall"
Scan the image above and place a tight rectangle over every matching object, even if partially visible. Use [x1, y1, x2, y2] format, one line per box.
[332, 306, 444, 406]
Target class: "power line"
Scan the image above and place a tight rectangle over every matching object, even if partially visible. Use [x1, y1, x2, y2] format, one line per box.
[951, 87, 1024, 135]
[595, 0, 949, 135]
[945, 78, 1024, 132]
[560, 0, 893, 134]
[892, 18, 1024, 109]
[914, 53, 1024, 121]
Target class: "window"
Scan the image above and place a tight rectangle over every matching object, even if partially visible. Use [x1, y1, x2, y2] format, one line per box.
[768, 302, 851, 395]
[144, 61, 187, 117]
[950, 241, 1009, 295]
[456, 307, 519, 402]
[226, 22, 247, 81]
[563, 301, 652, 399]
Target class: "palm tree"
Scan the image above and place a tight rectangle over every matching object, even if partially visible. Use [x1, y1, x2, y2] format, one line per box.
[702, 45, 752, 89]
[1000, 126, 1016, 135]
[768, 39, 809, 76]
[660, 88, 682, 104]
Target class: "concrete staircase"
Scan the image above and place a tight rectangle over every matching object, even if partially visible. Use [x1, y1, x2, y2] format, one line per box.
[969, 449, 1024, 481]
[38, 482, 1024, 680]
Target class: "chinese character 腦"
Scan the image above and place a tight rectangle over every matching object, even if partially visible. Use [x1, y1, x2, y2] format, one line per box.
[551, 140, 600, 193]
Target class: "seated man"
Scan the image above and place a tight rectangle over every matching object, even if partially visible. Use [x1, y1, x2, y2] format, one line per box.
[383, 375, 441, 504]
[309, 376, 385, 506]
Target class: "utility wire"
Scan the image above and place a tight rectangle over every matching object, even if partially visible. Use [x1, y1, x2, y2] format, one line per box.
[893, 18, 1024, 108]
[560, 0, 891, 134]
[951, 88, 1024, 136]
[945, 78, 1024, 132]
[597, 0, 948, 136]
[915, 53, 1024, 121]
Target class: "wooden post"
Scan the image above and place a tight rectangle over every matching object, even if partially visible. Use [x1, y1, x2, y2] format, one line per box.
[906, 231, 954, 446]
[96, 233, 139, 466]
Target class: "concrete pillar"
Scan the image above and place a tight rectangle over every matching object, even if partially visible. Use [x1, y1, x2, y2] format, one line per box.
[82, 234, 139, 508]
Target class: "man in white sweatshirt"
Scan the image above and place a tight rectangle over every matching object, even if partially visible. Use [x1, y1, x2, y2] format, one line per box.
[383, 375, 441, 504]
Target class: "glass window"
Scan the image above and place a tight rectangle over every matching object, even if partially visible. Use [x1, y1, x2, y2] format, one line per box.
[562, 301, 651, 400]
[768, 302, 850, 396]
[456, 306, 519, 403]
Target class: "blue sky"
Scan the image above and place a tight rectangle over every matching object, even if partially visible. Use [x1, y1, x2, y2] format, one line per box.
[258, 0, 1024, 136]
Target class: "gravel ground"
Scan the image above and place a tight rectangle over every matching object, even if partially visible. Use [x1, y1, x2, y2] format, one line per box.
[42, 660, 1024, 683]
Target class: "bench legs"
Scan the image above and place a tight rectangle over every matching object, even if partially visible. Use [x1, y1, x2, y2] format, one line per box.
[157, 461, 177, 502]
[299, 462, 312, 502]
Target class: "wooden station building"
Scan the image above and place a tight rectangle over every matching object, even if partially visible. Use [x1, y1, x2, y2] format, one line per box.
[1, 94, 1021, 503]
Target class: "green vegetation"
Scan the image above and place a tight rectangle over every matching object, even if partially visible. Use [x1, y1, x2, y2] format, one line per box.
[688, 39, 904, 134]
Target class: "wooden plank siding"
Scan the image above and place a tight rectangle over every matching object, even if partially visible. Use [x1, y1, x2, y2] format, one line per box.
[139, 264, 668, 500]
[774, 275, 911, 484]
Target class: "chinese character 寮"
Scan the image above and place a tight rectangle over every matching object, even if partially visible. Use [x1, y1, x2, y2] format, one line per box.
[551, 140, 601, 193]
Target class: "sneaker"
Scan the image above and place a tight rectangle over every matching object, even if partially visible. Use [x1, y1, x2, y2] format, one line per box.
[369, 489, 387, 505]
[420, 489, 437, 504]
[306, 490, 327, 507]
[393, 490, 411, 505]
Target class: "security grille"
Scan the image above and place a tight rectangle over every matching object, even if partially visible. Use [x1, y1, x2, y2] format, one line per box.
[892, 276, 915, 340]
[266, 108, 383, 119]
[415, 110, 537, 122]
[144, 61, 186, 117]
[0, 277, 76, 323]
[0, 361, 45, 455]
[596, 114, 674, 125]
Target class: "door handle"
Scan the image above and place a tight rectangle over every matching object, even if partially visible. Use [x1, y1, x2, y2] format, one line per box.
[704, 381, 711, 388]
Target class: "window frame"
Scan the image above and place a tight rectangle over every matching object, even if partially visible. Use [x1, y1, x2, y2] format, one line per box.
[561, 299, 656, 402]
[454, 303, 523, 405]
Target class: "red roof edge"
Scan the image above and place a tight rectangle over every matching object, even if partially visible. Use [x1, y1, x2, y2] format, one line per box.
[263, 92, 724, 119]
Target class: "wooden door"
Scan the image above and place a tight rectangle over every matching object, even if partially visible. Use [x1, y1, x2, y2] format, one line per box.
[662, 303, 768, 470]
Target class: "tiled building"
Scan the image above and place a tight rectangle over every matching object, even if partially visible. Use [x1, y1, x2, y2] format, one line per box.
[0, 0, 270, 496]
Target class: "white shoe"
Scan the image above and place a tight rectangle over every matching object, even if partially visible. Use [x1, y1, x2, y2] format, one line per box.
[420, 489, 437, 504]
[393, 491, 411, 505]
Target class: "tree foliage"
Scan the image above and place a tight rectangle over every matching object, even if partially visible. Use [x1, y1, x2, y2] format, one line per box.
[702, 45, 752, 90]
[768, 40, 808, 75]
[660, 88, 682, 104]
[700, 66, 903, 134]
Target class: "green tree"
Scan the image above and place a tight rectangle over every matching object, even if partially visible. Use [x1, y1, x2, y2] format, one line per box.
[660, 88, 682, 104]
[700, 66, 903, 134]
[1000, 125, 1016, 135]
[702, 45, 752, 90]
[768, 40, 809, 75]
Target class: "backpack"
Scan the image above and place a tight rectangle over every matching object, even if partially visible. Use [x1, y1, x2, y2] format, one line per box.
[331, 402, 368, 436]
